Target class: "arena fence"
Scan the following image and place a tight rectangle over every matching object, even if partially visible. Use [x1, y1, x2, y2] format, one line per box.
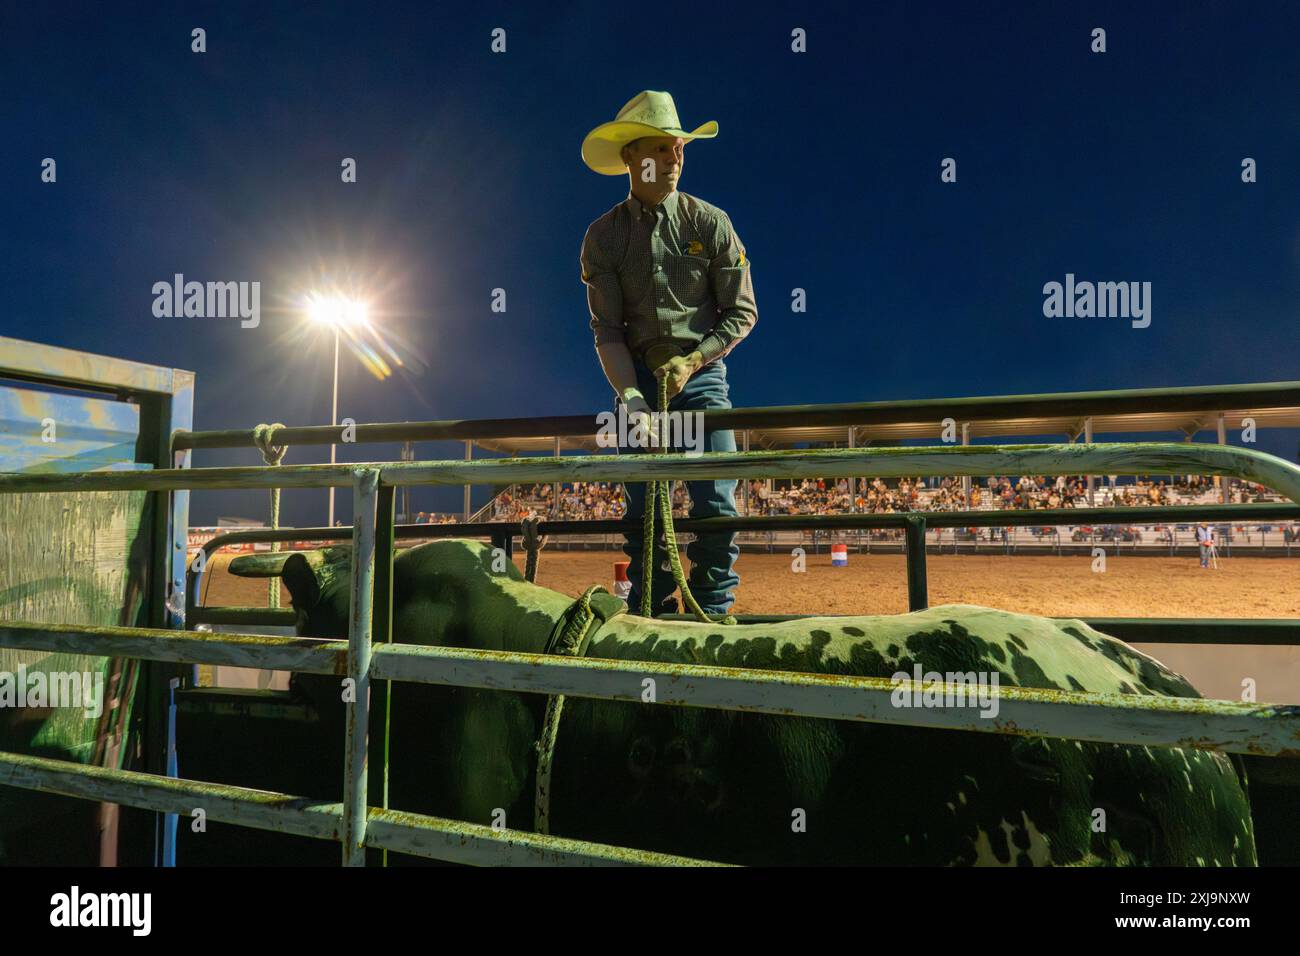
[3, 442, 1300, 866]
[186, 502, 1300, 641]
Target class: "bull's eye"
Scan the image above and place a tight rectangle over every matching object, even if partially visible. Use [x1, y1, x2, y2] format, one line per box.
[627, 736, 657, 779]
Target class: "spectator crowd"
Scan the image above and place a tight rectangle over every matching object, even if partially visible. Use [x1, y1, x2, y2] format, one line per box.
[412, 474, 1280, 523]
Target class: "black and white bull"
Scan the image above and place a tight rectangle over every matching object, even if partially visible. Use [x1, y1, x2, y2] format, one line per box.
[230, 539, 1256, 866]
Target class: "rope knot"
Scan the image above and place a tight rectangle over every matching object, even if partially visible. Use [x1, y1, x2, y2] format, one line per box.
[252, 422, 288, 466]
[252, 423, 288, 608]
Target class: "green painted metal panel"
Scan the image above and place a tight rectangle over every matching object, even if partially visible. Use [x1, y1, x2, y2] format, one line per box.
[0, 378, 151, 864]
[0, 492, 147, 733]
[0, 491, 151, 863]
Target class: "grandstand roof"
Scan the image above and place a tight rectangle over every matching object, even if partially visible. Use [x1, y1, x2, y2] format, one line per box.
[469, 381, 1300, 455]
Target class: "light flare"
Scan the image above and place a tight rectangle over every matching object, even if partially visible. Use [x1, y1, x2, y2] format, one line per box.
[302, 291, 404, 380]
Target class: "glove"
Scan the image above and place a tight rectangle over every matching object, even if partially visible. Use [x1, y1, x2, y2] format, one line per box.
[653, 350, 705, 399]
[622, 390, 661, 449]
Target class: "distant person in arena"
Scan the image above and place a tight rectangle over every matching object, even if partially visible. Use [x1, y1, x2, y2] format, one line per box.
[579, 90, 758, 616]
[1196, 520, 1216, 568]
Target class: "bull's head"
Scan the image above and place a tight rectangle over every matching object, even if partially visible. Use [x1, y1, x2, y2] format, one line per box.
[228, 546, 355, 637]
[227, 539, 548, 646]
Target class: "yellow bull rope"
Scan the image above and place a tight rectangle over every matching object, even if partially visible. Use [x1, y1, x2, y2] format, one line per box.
[639, 375, 736, 626]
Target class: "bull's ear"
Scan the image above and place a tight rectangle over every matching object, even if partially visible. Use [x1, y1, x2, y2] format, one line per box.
[282, 553, 322, 611]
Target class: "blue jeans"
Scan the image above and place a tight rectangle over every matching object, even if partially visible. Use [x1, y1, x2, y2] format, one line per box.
[617, 359, 740, 616]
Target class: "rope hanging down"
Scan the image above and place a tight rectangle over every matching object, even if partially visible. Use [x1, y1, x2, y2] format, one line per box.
[521, 516, 544, 583]
[533, 584, 624, 833]
[252, 423, 288, 609]
[639, 377, 736, 625]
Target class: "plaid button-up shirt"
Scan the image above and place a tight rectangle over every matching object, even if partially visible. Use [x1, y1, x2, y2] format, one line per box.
[580, 190, 757, 365]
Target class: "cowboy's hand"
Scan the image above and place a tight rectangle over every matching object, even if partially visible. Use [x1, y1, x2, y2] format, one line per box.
[622, 391, 661, 449]
[654, 350, 705, 399]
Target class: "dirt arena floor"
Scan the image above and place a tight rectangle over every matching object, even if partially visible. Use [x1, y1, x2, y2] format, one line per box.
[203, 549, 1299, 619]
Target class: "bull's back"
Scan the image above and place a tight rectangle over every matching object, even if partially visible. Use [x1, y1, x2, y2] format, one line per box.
[545, 604, 1255, 865]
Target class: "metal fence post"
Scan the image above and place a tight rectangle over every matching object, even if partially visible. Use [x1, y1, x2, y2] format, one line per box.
[1218, 414, 1229, 503]
[741, 431, 750, 514]
[960, 422, 971, 509]
[373, 483, 396, 867]
[343, 468, 379, 866]
[552, 436, 562, 519]
[1084, 416, 1095, 505]
[905, 516, 928, 611]
[463, 442, 472, 521]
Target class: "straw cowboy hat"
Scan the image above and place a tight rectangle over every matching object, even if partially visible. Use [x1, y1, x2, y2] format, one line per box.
[581, 90, 718, 175]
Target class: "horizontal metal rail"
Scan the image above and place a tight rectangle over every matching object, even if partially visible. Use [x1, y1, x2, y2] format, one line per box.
[368, 642, 1300, 756]
[171, 380, 1300, 449]
[189, 607, 300, 626]
[5, 443, 1300, 503]
[184, 605, 1300, 648]
[0, 620, 344, 672]
[187, 503, 1300, 556]
[658, 616, 1300, 647]
[1067, 618, 1300, 646]
[2, 620, 1297, 757]
[0, 752, 720, 866]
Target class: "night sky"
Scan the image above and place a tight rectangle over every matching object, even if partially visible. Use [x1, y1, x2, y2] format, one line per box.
[3, 2, 1297, 524]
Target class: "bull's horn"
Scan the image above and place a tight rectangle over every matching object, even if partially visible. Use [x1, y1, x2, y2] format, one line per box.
[228, 550, 325, 578]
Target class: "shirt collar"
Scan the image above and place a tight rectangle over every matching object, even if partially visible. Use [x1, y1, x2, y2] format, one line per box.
[626, 189, 680, 221]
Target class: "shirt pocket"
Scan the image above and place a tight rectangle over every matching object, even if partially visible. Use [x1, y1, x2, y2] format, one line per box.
[665, 253, 711, 309]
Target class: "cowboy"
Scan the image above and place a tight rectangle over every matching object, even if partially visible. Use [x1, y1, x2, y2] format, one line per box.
[579, 90, 758, 617]
[1195, 520, 1216, 568]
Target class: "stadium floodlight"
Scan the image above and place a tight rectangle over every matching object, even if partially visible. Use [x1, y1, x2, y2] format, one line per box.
[307, 294, 369, 330]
